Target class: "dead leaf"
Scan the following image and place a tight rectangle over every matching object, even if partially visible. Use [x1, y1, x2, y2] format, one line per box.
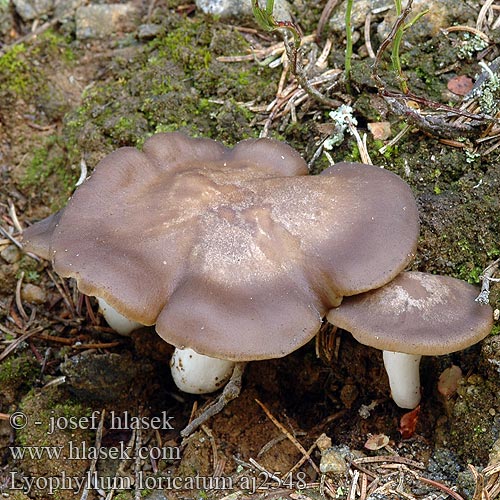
[368, 121, 392, 140]
[364, 433, 390, 450]
[437, 365, 463, 398]
[399, 405, 420, 439]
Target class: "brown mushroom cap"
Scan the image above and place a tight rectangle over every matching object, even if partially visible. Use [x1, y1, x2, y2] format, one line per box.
[327, 271, 494, 356]
[23, 132, 419, 361]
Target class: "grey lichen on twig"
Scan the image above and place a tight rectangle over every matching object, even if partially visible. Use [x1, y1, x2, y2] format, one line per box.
[180, 362, 247, 437]
[475, 258, 500, 305]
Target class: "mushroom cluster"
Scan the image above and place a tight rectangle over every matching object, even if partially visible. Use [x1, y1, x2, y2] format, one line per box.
[23, 132, 420, 396]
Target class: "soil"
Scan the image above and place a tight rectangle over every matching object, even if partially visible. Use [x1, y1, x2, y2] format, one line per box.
[0, 1, 499, 499]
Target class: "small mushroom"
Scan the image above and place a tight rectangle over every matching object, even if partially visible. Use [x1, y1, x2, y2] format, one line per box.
[23, 132, 419, 396]
[327, 271, 494, 409]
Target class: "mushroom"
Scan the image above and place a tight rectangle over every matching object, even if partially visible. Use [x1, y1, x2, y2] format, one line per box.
[327, 271, 494, 409]
[23, 132, 419, 399]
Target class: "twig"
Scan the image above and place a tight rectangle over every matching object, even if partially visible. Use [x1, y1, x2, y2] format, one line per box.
[344, 0, 354, 91]
[348, 470, 359, 500]
[80, 409, 105, 500]
[249, 457, 283, 483]
[134, 416, 142, 500]
[379, 123, 411, 154]
[8, 201, 23, 233]
[469, 464, 485, 500]
[316, 0, 341, 42]
[0, 327, 43, 362]
[477, 0, 497, 32]
[0, 18, 59, 57]
[364, 10, 376, 59]
[282, 36, 342, 109]
[201, 425, 220, 474]
[180, 362, 247, 437]
[0, 226, 25, 251]
[46, 270, 77, 318]
[255, 398, 321, 476]
[442, 25, 490, 42]
[353, 455, 424, 468]
[286, 433, 325, 476]
[15, 272, 30, 323]
[415, 475, 466, 500]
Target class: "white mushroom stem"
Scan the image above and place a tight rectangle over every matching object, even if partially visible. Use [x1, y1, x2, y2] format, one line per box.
[170, 347, 236, 394]
[97, 297, 142, 336]
[382, 351, 422, 409]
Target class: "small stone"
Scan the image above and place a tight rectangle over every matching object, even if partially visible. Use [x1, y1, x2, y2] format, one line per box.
[21, 283, 47, 304]
[316, 433, 332, 452]
[137, 23, 164, 40]
[447, 75, 474, 96]
[377, 0, 476, 44]
[328, 0, 387, 32]
[320, 446, 348, 474]
[488, 438, 500, 465]
[196, 0, 291, 21]
[53, 0, 81, 20]
[12, 0, 53, 21]
[0, 244, 21, 264]
[76, 3, 139, 40]
[340, 382, 358, 408]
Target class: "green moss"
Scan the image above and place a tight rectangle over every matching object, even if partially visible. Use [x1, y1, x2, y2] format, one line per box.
[0, 43, 35, 97]
[152, 19, 212, 72]
[19, 135, 77, 208]
[0, 355, 38, 386]
[0, 29, 76, 104]
[15, 255, 43, 284]
[37, 29, 77, 63]
[490, 324, 500, 337]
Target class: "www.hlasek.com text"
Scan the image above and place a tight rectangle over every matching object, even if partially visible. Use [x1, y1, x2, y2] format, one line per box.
[10, 440, 181, 462]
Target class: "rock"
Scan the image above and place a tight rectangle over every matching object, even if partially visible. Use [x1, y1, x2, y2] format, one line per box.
[328, 0, 388, 33]
[377, 0, 477, 44]
[12, 0, 53, 21]
[137, 23, 164, 40]
[489, 438, 500, 465]
[53, 0, 81, 20]
[0, 244, 21, 264]
[320, 445, 349, 473]
[60, 351, 156, 403]
[75, 3, 140, 40]
[0, 0, 12, 37]
[21, 283, 46, 304]
[195, 0, 292, 21]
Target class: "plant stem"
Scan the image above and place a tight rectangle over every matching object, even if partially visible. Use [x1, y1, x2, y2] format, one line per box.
[391, 0, 409, 93]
